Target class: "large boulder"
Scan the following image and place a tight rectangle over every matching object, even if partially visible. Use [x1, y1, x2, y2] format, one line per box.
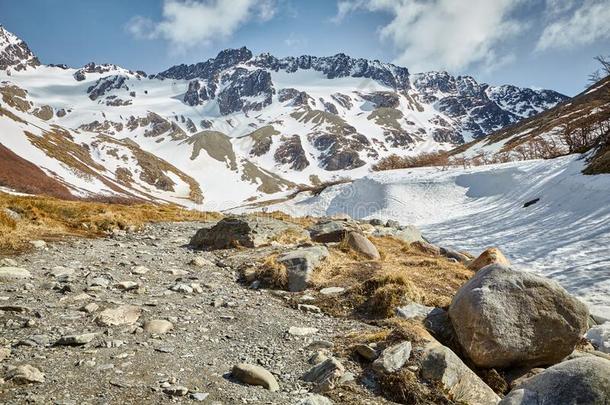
[499, 357, 610, 404]
[277, 246, 329, 292]
[420, 342, 500, 404]
[231, 363, 279, 391]
[449, 264, 589, 368]
[190, 216, 307, 250]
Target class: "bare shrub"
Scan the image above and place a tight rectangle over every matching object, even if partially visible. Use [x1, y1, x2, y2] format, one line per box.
[372, 152, 449, 171]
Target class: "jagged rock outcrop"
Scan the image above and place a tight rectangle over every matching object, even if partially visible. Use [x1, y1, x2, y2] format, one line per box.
[87, 75, 129, 101]
[0, 25, 40, 71]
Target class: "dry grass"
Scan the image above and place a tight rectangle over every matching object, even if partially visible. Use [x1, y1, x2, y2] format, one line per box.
[244, 254, 289, 289]
[0, 193, 221, 255]
[254, 210, 318, 228]
[372, 152, 450, 171]
[311, 236, 473, 319]
[377, 368, 452, 404]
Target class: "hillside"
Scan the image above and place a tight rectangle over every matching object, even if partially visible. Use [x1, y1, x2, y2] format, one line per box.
[452, 76, 610, 170]
[0, 26, 567, 206]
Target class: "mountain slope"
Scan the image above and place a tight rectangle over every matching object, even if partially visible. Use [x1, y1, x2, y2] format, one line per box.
[452, 76, 610, 166]
[0, 26, 567, 206]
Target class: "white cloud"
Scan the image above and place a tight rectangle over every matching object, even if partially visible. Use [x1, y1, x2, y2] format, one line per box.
[127, 0, 277, 50]
[537, 0, 610, 50]
[334, 0, 524, 73]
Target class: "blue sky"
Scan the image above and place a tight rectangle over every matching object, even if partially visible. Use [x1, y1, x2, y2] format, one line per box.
[1, 0, 608, 96]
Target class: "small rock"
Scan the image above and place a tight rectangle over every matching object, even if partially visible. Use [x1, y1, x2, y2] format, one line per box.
[372, 341, 412, 373]
[344, 232, 380, 260]
[353, 344, 378, 361]
[81, 303, 99, 314]
[116, 281, 139, 291]
[319, 287, 344, 295]
[49, 266, 75, 278]
[468, 247, 511, 271]
[302, 357, 345, 393]
[164, 385, 189, 397]
[5, 364, 45, 384]
[298, 304, 322, 314]
[395, 302, 439, 320]
[131, 266, 150, 275]
[190, 392, 210, 401]
[296, 394, 334, 405]
[189, 257, 214, 267]
[29, 240, 47, 249]
[55, 333, 97, 346]
[0, 347, 11, 362]
[143, 320, 174, 334]
[0, 267, 31, 282]
[89, 277, 110, 288]
[278, 246, 329, 292]
[96, 305, 142, 326]
[289, 326, 319, 336]
[231, 363, 280, 391]
[170, 283, 193, 294]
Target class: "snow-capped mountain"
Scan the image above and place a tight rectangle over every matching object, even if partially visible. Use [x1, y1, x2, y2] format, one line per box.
[0, 25, 568, 207]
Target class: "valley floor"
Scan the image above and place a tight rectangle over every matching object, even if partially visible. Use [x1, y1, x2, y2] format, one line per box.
[261, 155, 610, 320]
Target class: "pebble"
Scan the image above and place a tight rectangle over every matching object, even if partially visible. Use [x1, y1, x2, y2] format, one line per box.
[289, 326, 319, 336]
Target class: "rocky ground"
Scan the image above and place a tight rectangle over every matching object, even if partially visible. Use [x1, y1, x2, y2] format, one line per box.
[1, 216, 609, 405]
[0, 221, 385, 404]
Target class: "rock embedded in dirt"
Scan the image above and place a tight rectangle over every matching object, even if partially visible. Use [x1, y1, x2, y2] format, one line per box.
[277, 246, 329, 292]
[29, 240, 47, 249]
[0, 347, 11, 362]
[231, 363, 280, 391]
[296, 394, 334, 404]
[468, 247, 511, 271]
[345, 232, 380, 259]
[190, 216, 307, 250]
[188, 256, 214, 267]
[5, 364, 45, 384]
[143, 319, 174, 334]
[420, 341, 500, 405]
[499, 357, 610, 405]
[0, 267, 31, 282]
[96, 304, 142, 326]
[288, 326, 318, 336]
[449, 264, 589, 368]
[439, 246, 471, 263]
[372, 341, 412, 373]
[55, 333, 97, 346]
[308, 220, 358, 243]
[302, 357, 345, 393]
[319, 287, 345, 295]
[353, 344, 378, 361]
[395, 302, 439, 320]
[131, 265, 150, 275]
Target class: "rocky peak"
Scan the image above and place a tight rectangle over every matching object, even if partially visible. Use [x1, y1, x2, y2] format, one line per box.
[157, 47, 253, 81]
[0, 25, 40, 71]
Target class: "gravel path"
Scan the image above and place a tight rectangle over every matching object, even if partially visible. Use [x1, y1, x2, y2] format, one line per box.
[0, 222, 381, 404]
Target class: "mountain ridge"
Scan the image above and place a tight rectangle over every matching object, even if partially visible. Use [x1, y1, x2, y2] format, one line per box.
[0, 25, 568, 207]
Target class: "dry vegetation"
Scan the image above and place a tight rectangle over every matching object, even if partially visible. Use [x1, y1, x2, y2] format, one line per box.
[0, 193, 220, 255]
[250, 235, 473, 320]
[289, 178, 352, 198]
[372, 152, 450, 171]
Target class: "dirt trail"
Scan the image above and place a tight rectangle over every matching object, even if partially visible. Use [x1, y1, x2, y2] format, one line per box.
[0, 222, 380, 404]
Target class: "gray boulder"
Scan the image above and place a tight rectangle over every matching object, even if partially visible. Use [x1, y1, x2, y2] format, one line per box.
[190, 217, 307, 250]
[277, 246, 329, 292]
[421, 342, 500, 404]
[302, 357, 345, 393]
[0, 267, 31, 282]
[344, 232, 380, 259]
[499, 357, 610, 405]
[308, 220, 357, 243]
[449, 264, 589, 368]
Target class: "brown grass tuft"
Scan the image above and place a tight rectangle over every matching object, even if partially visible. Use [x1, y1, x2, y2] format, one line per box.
[310, 236, 472, 318]
[244, 254, 288, 289]
[0, 193, 220, 255]
[377, 368, 452, 404]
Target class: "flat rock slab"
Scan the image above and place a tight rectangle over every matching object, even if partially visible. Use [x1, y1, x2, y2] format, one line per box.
[143, 319, 174, 334]
[5, 364, 45, 384]
[96, 305, 142, 326]
[0, 267, 31, 282]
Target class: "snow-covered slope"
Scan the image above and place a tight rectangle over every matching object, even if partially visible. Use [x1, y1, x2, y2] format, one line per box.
[0, 26, 567, 205]
[262, 155, 610, 319]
